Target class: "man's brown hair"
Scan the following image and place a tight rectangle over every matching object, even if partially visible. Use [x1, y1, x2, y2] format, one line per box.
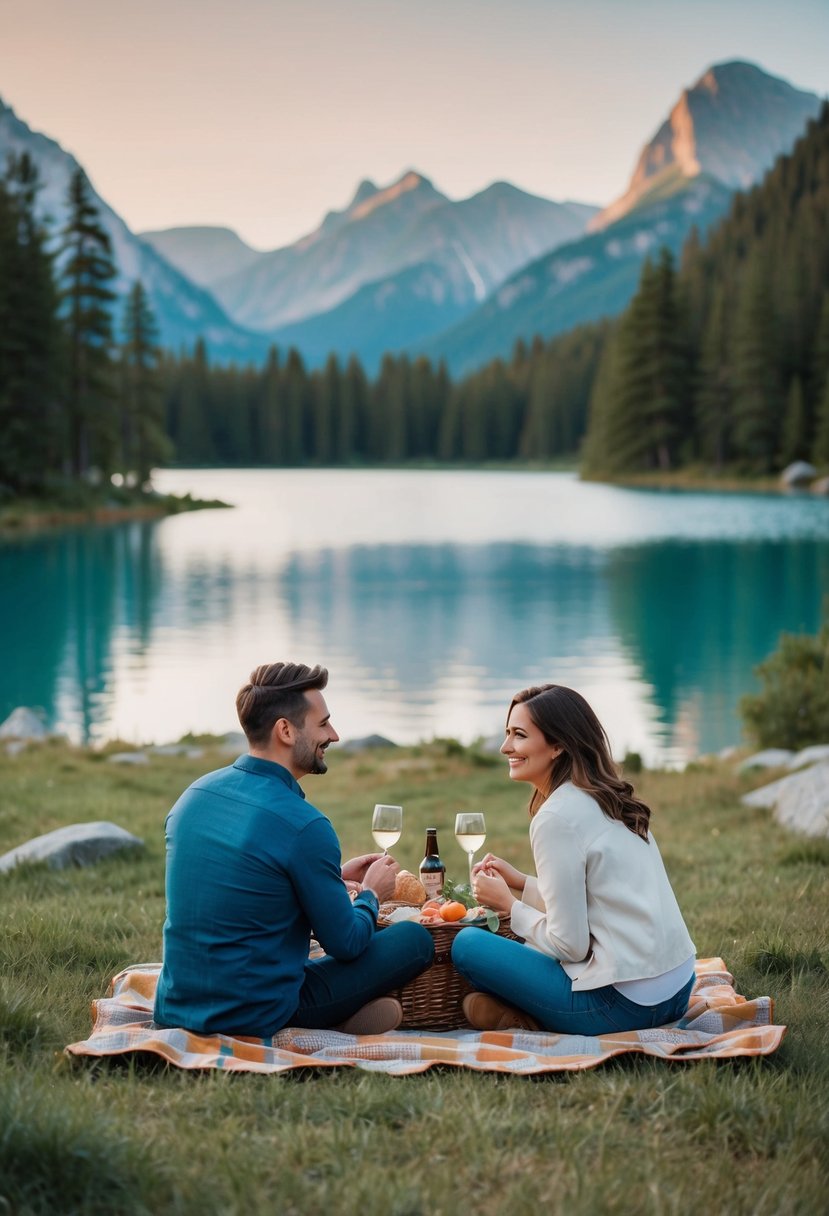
[236, 662, 328, 747]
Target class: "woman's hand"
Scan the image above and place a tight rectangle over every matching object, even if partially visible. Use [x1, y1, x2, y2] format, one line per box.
[472, 867, 516, 916]
[472, 853, 527, 894]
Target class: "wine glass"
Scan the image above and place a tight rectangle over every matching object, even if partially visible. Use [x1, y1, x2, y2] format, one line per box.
[371, 804, 402, 855]
[455, 812, 486, 886]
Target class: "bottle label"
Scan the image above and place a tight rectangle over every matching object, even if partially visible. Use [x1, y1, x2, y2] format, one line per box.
[421, 870, 444, 899]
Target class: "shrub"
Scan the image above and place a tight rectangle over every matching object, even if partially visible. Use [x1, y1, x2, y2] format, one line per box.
[740, 618, 829, 748]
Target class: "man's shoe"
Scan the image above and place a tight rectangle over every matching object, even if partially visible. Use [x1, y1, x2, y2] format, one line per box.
[462, 991, 541, 1032]
[335, 997, 403, 1035]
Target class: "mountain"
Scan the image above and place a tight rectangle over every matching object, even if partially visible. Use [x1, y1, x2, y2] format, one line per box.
[0, 98, 269, 362]
[592, 60, 823, 230]
[139, 225, 263, 289]
[208, 171, 449, 330]
[265, 181, 596, 370]
[418, 61, 822, 375]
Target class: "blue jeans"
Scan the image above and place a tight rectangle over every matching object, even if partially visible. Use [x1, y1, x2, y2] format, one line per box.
[288, 921, 434, 1029]
[451, 928, 694, 1035]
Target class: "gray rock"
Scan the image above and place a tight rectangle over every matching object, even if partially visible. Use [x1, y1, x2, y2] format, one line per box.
[0, 821, 144, 873]
[774, 762, 829, 837]
[738, 748, 794, 772]
[149, 743, 205, 758]
[718, 746, 739, 761]
[4, 740, 28, 757]
[788, 745, 829, 770]
[339, 734, 398, 753]
[741, 772, 796, 809]
[216, 731, 247, 755]
[780, 460, 817, 487]
[811, 476, 829, 497]
[0, 707, 49, 741]
[106, 751, 150, 765]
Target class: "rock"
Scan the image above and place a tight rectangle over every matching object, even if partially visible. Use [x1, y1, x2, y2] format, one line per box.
[738, 748, 794, 772]
[811, 476, 829, 497]
[718, 746, 739, 761]
[741, 772, 796, 809]
[0, 821, 144, 873]
[339, 734, 398, 753]
[216, 731, 247, 755]
[149, 743, 205, 758]
[4, 740, 28, 757]
[788, 744, 829, 770]
[0, 707, 49, 741]
[106, 751, 150, 765]
[780, 460, 817, 488]
[774, 762, 829, 837]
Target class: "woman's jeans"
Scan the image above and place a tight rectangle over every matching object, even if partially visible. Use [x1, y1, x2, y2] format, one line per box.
[452, 928, 694, 1035]
[288, 921, 434, 1029]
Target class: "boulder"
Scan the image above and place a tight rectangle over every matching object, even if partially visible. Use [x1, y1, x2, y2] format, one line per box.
[0, 707, 49, 741]
[788, 744, 829, 770]
[339, 734, 398, 753]
[774, 762, 829, 837]
[738, 748, 794, 772]
[0, 821, 144, 873]
[107, 751, 150, 765]
[741, 772, 798, 810]
[149, 743, 205, 758]
[811, 476, 829, 497]
[780, 460, 817, 488]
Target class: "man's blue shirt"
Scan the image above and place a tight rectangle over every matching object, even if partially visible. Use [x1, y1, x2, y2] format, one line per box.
[153, 754, 379, 1037]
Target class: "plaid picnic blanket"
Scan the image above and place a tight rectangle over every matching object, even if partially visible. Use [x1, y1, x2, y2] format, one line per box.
[64, 958, 785, 1075]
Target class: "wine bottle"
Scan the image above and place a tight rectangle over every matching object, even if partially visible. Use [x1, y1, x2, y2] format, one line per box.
[419, 827, 446, 899]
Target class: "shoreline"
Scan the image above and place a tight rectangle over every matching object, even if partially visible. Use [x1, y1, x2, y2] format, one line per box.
[0, 491, 232, 535]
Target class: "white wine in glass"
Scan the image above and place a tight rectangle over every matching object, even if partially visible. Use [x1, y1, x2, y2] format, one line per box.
[371, 804, 403, 854]
[455, 812, 486, 884]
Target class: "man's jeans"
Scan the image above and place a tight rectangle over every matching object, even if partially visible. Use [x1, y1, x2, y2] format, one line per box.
[452, 927, 694, 1035]
[288, 920, 434, 1029]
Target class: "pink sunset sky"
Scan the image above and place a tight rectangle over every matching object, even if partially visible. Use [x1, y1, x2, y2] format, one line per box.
[1, 0, 827, 249]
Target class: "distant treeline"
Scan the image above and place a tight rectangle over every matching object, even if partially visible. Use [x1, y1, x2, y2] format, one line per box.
[2, 101, 828, 497]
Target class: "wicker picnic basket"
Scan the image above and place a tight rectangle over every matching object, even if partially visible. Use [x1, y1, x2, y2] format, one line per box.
[378, 903, 521, 1030]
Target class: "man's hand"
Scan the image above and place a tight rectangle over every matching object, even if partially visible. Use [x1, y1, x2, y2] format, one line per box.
[342, 853, 383, 883]
[361, 854, 399, 902]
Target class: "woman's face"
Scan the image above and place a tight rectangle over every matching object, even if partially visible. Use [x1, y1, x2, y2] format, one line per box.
[500, 702, 561, 792]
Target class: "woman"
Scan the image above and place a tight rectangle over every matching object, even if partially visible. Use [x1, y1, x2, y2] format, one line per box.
[451, 684, 696, 1033]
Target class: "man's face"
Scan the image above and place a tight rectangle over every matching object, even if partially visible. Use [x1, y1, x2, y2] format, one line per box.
[291, 689, 339, 776]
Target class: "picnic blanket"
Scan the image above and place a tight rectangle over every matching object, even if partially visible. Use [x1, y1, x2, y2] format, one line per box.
[65, 958, 785, 1075]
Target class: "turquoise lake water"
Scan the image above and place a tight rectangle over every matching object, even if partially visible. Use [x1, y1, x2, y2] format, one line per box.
[2, 469, 828, 765]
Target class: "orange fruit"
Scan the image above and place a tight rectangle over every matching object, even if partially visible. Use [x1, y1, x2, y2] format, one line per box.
[439, 901, 467, 922]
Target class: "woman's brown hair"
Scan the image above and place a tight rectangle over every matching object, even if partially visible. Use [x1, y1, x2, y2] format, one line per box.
[508, 684, 651, 840]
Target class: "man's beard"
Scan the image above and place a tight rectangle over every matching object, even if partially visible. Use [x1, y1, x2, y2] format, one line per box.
[294, 734, 328, 775]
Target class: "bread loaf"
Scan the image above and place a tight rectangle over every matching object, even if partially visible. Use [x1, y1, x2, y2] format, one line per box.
[393, 869, 427, 905]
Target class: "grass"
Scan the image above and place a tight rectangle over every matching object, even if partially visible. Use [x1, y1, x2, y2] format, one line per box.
[1, 737, 827, 1215]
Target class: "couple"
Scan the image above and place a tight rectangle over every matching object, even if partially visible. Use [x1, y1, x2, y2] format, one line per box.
[154, 661, 695, 1038]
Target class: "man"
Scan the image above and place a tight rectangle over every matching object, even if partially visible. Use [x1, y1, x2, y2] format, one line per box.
[153, 662, 433, 1037]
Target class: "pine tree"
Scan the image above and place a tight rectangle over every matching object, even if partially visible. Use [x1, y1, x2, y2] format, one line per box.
[695, 285, 732, 468]
[60, 167, 118, 479]
[731, 257, 781, 471]
[119, 281, 170, 483]
[0, 154, 62, 493]
[780, 375, 808, 466]
[813, 374, 829, 467]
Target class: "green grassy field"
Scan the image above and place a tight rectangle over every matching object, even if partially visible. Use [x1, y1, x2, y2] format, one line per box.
[1, 738, 827, 1215]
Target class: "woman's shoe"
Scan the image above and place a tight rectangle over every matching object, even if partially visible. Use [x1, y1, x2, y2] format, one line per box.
[462, 991, 541, 1032]
[335, 997, 403, 1034]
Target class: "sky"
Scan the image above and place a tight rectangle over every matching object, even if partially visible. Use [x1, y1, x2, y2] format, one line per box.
[1, 0, 828, 250]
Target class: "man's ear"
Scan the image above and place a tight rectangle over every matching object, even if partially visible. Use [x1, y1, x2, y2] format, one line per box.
[272, 717, 295, 746]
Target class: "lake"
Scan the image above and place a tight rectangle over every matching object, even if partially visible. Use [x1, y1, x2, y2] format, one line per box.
[2, 469, 828, 766]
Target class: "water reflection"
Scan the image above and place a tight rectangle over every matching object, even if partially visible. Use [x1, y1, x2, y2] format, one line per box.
[1, 508, 826, 764]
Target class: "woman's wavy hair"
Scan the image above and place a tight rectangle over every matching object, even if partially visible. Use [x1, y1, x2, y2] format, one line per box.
[236, 662, 328, 747]
[508, 684, 651, 840]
